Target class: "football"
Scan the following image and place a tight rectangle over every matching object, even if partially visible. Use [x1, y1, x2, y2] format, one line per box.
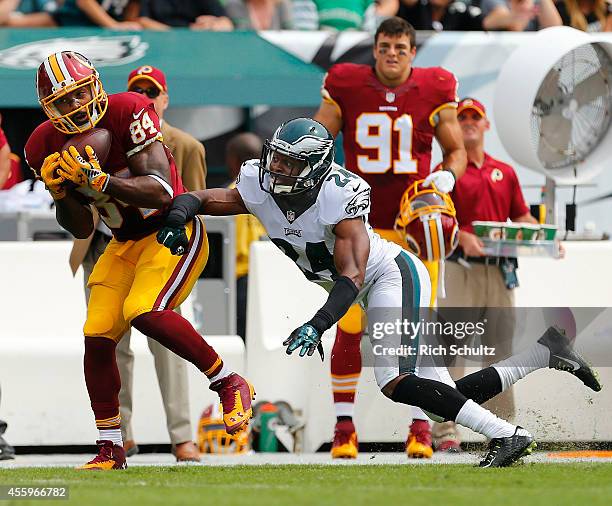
[61, 127, 111, 167]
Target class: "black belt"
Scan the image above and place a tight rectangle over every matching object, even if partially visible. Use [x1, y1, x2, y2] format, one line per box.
[448, 250, 516, 266]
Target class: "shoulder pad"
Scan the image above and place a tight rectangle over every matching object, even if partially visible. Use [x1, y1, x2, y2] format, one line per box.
[319, 166, 371, 225]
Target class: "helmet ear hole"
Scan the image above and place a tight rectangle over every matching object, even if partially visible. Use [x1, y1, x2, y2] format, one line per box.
[450, 224, 459, 253]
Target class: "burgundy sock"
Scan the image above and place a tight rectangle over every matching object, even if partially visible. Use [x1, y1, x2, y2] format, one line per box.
[331, 328, 362, 406]
[84, 337, 121, 428]
[132, 310, 223, 378]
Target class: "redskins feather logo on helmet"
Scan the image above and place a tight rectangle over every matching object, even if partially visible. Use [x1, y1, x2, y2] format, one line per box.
[198, 403, 249, 455]
[36, 51, 108, 134]
[395, 179, 459, 262]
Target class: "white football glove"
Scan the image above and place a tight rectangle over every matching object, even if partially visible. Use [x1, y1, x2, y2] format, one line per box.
[423, 169, 456, 193]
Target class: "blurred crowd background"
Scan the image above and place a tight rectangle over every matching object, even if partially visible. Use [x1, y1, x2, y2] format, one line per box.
[0, 0, 610, 35]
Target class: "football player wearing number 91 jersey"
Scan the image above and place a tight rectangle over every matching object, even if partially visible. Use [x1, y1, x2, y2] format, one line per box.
[25, 51, 255, 470]
[313, 16, 467, 458]
[158, 117, 602, 468]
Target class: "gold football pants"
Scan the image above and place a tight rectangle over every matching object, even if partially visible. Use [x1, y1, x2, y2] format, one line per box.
[84, 217, 209, 341]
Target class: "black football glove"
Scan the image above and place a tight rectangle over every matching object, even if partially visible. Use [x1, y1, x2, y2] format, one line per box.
[157, 225, 189, 256]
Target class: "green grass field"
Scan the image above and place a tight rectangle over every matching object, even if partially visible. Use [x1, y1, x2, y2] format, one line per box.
[1, 464, 612, 506]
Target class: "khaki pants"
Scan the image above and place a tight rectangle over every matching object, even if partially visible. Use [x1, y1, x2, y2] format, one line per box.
[82, 232, 193, 446]
[438, 260, 516, 421]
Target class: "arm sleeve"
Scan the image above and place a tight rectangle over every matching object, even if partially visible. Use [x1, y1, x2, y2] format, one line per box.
[164, 193, 202, 227]
[308, 276, 360, 334]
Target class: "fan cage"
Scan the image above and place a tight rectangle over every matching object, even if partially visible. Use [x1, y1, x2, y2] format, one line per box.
[531, 42, 612, 171]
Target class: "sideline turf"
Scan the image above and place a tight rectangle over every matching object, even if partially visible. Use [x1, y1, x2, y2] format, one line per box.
[0, 464, 611, 506]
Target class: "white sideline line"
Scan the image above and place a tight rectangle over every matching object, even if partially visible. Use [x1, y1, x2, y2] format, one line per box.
[1, 452, 611, 469]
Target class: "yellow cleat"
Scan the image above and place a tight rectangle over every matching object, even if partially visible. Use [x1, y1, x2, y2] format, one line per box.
[331, 420, 358, 459]
[77, 440, 127, 470]
[406, 420, 433, 459]
[406, 435, 434, 459]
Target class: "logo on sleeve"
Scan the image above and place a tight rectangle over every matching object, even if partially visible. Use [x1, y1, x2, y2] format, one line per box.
[345, 188, 371, 217]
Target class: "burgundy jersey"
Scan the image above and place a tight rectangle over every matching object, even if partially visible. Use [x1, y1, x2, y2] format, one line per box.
[25, 92, 185, 241]
[322, 63, 458, 229]
[451, 154, 530, 234]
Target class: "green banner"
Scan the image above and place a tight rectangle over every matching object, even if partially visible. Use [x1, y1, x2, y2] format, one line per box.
[0, 28, 324, 107]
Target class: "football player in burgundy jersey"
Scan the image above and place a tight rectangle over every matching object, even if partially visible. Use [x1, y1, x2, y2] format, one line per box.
[25, 51, 254, 470]
[313, 17, 467, 458]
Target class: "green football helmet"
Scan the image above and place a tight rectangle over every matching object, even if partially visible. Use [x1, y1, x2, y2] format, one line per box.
[259, 118, 335, 195]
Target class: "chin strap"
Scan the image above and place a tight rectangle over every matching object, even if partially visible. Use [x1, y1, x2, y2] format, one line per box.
[438, 259, 447, 300]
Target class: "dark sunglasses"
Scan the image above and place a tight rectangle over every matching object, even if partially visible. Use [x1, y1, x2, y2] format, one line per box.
[130, 86, 161, 99]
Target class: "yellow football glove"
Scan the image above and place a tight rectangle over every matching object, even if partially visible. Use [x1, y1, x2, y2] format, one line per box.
[40, 152, 67, 200]
[58, 145, 109, 193]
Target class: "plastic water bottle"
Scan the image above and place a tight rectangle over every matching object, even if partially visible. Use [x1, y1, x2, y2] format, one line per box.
[259, 403, 278, 452]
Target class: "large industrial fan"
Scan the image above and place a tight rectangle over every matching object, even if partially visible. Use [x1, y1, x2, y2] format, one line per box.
[495, 27, 612, 185]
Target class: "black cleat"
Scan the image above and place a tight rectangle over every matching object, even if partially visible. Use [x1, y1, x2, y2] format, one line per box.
[479, 427, 536, 468]
[538, 326, 602, 392]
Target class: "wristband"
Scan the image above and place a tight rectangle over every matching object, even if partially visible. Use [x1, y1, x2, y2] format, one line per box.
[442, 167, 456, 181]
[165, 193, 202, 228]
[307, 276, 359, 334]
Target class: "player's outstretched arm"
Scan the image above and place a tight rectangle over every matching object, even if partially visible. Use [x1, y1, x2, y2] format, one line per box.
[157, 189, 248, 255]
[168, 188, 248, 223]
[284, 218, 369, 359]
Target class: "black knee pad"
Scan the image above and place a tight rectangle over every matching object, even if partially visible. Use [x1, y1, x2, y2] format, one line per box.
[390, 374, 466, 421]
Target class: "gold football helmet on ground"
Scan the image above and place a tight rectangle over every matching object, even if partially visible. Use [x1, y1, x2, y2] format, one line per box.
[198, 403, 249, 455]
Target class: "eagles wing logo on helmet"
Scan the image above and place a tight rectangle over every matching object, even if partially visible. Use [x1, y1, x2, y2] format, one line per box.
[260, 118, 335, 195]
[0, 36, 148, 69]
[291, 135, 333, 156]
[345, 187, 371, 216]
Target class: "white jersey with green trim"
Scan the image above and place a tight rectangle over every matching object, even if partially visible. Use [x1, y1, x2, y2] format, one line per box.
[236, 159, 402, 289]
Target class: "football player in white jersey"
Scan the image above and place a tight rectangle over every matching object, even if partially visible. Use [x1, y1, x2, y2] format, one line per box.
[157, 118, 601, 467]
